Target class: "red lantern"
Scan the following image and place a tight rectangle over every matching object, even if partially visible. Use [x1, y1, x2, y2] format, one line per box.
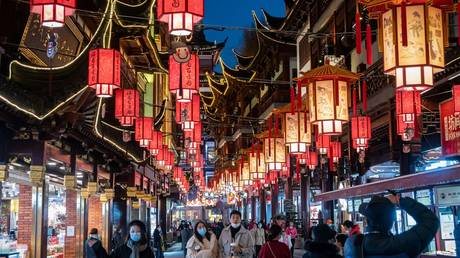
[88, 49, 121, 97]
[30, 0, 76, 27]
[115, 89, 140, 126]
[396, 91, 421, 123]
[396, 115, 419, 141]
[263, 115, 286, 171]
[298, 151, 318, 170]
[148, 131, 163, 156]
[164, 151, 175, 171]
[299, 65, 359, 135]
[284, 111, 311, 154]
[135, 117, 153, 147]
[351, 116, 372, 152]
[157, 0, 204, 36]
[316, 133, 331, 155]
[169, 54, 200, 102]
[453, 85, 460, 114]
[176, 94, 200, 131]
[156, 145, 169, 167]
[280, 157, 290, 178]
[249, 144, 266, 181]
[330, 141, 342, 163]
[184, 122, 202, 153]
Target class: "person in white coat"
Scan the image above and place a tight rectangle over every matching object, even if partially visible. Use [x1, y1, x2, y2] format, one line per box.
[251, 222, 266, 257]
[186, 220, 218, 258]
[218, 210, 255, 258]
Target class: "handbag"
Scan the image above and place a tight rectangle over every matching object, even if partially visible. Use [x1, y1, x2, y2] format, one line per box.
[267, 242, 277, 258]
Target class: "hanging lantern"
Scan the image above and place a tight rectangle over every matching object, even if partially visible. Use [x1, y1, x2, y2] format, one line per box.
[184, 122, 202, 154]
[316, 133, 331, 155]
[351, 116, 372, 152]
[135, 117, 153, 147]
[283, 110, 311, 154]
[299, 64, 359, 135]
[148, 131, 163, 156]
[280, 157, 290, 178]
[164, 151, 175, 171]
[298, 151, 319, 170]
[396, 115, 418, 141]
[396, 91, 421, 123]
[169, 54, 200, 102]
[30, 0, 76, 28]
[452, 85, 460, 114]
[263, 115, 286, 171]
[249, 144, 266, 181]
[156, 145, 170, 167]
[360, 0, 447, 91]
[88, 49, 121, 98]
[114, 89, 140, 126]
[330, 141, 342, 163]
[241, 161, 251, 186]
[176, 94, 200, 131]
[157, 0, 204, 36]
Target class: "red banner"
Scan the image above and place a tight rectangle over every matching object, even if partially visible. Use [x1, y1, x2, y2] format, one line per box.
[440, 99, 460, 156]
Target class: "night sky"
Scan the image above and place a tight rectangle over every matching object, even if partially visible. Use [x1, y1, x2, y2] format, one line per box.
[203, 0, 286, 69]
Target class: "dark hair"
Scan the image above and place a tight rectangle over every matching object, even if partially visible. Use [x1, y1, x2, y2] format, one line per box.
[194, 220, 211, 242]
[230, 210, 241, 218]
[272, 214, 286, 221]
[336, 233, 348, 246]
[90, 228, 98, 234]
[342, 220, 354, 229]
[128, 220, 148, 245]
[267, 224, 282, 241]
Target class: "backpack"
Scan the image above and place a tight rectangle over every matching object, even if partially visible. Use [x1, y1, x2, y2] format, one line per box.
[353, 234, 410, 258]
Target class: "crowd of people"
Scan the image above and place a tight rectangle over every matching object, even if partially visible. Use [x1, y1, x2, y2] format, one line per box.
[83, 193, 441, 258]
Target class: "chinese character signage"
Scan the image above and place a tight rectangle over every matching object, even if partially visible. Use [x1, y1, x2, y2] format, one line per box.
[440, 99, 460, 156]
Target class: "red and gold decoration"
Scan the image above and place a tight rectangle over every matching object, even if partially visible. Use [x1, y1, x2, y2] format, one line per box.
[263, 114, 286, 171]
[452, 85, 460, 114]
[249, 143, 266, 181]
[351, 81, 372, 152]
[135, 117, 154, 148]
[298, 64, 359, 135]
[30, 0, 76, 28]
[316, 133, 331, 155]
[176, 94, 201, 131]
[169, 54, 200, 102]
[329, 141, 342, 163]
[359, 0, 448, 91]
[114, 89, 140, 126]
[148, 131, 163, 156]
[184, 122, 202, 154]
[396, 91, 421, 140]
[88, 49, 121, 98]
[298, 151, 318, 170]
[157, 0, 204, 36]
[240, 158, 251, 186]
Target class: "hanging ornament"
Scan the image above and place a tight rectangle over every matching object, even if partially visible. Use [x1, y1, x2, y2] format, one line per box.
[316, 133, 331, 155]
[176, 94, 201, 131]
[452, 85, 460, 114]
[148, 131, 163, 156]
[30, 0, 76, 28]
[396, 91, 421, 124]
[249, 143, 266, 181]
[169, 53, 200, 102]
[329, 141, 342, 163]
[135, 117, 154, 147]
[157, 0, 204, 36]
[88, 49, 121, 98]
[263, 115, 286, 171]
[115, 89, 140, 126]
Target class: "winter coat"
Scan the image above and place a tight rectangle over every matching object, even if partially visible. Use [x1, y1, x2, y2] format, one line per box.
[353, 197, 439, 258]
[110, 243, 155, 258]
[258, 240, 291, 258]
[286, 227, 298, 240]
[186, 233, 218, 258]
[302, 241, 342, 258]
[85, 239, 107, 258]
[153, 228, 164, 249]
[218, 226, 255, 258]
[251, 228, 266, 246]
[344, 225, 361, 258]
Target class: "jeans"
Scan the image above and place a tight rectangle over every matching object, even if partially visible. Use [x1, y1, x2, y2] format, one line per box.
[155, 248, 164, 258]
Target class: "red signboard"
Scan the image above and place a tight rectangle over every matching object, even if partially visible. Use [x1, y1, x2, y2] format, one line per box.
[440, 99, 460, 156]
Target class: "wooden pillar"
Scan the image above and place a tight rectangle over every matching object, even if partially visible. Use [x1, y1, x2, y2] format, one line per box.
[260, 189, 266, 223]
[65, 150, 78, 258]
[159, 196, 167, 234]
[251, 195, 256, 221]
[301, 171, 310, 236]
[271, 182, 279, 218]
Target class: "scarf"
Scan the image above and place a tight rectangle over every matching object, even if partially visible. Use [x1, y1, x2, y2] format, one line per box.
[230, 226, 241, 239]
[127, 240, 148, 258]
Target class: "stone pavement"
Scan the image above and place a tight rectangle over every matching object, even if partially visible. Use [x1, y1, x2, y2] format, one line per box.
[164, 243, 307, 258]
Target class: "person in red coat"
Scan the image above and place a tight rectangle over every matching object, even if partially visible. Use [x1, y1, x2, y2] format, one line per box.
[258, 224, 291, 258]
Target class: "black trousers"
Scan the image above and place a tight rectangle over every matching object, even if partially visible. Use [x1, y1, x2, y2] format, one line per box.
[255, 245, 261, 257]
[291, 239, 295, 257]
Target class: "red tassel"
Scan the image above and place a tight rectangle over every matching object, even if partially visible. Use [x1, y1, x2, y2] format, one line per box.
[275, 113, 279, 135]
[268, 116, 272, 156]
[241, 155, 244, 170]
[366, 23, 372, 65]
[353, 87, 357, 116]
[297, 81, 302, 111]
[356, 10, 362, 54]
[290, 86, 295, 114]
[296, 156, 300, 182]
[251, 142, 255, 156]
[401, 0, 408, 47]
[363, 80, 368, 112]
[257, 143, 261, 166]
[457, 3, 460, 46]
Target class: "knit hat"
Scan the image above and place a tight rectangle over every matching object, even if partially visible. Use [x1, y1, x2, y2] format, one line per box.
[312, 224, 336, 243]
[359, 196, 396, 232]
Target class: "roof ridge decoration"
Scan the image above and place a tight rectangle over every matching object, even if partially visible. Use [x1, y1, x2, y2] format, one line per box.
[252, 11, 296, 46]
[297, 64, 361, 82]
[261, 8, 286, 30]
[219, 58, 257, 83]
[206, 69, 229, 96]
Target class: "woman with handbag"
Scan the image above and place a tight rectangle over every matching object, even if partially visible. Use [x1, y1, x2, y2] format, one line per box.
[258, 224, 291, 258]
[186, 220, 218, 258]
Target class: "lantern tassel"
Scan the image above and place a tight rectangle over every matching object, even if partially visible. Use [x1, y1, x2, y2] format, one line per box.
[401, 0, 408, 47]
[458, 3, 460, 46]
[363, 80, 368, 112]
[366, 23, 372, 65]
[290, 86, 295, 114]
[275, 113, 279, 135]
[257, 143, 261, 166]
[353, 87, 357, 117]
[252, 142, 255, 156]
[297, 81, 302, 111]
[355, 8, 362, 54]
[268, 116, 272, 156]
[296, 156, 300, 182]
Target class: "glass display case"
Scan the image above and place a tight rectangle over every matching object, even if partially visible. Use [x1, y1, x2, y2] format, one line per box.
[46, 185, 66, 258]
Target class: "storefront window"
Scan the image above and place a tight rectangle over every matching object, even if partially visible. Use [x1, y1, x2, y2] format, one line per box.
[0, 182, 22, 256]
[47, 184, 66, 258]
[150, 208, 157, 238]
[439, 207, 456, 255]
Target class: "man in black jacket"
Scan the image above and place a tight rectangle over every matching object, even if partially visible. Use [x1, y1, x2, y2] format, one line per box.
[352, 194, 439, 258]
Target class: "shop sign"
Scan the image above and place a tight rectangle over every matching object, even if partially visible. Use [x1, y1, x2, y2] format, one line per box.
[136, 191, 145, 199]
[87, 182, 98, 193]
[100, 193, 108, 202]
[64, 175, 76, 189]
[127, 187, 137, 198]
[435, 185, 460, 206]
[132, 201, 140, 209]
[30, 165, 44, 184]
[440, 99, 460, 156]
[105, 189, 115, 199]
[0, 165, 8, 182]
[81, 189, 90, 199]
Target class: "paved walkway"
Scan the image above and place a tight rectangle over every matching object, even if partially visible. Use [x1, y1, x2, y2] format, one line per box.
[164, 243, 306, 258]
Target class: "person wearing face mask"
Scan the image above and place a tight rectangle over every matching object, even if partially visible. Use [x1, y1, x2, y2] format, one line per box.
[153, 225, 165, 258]
[285, 221, 298, 257]
[186, 220, 218, 258]
[219, 210, 254, 258]
[109, 220, 155, 258]
[251, 221, 266, 257]
[85, 228, 107, 258]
